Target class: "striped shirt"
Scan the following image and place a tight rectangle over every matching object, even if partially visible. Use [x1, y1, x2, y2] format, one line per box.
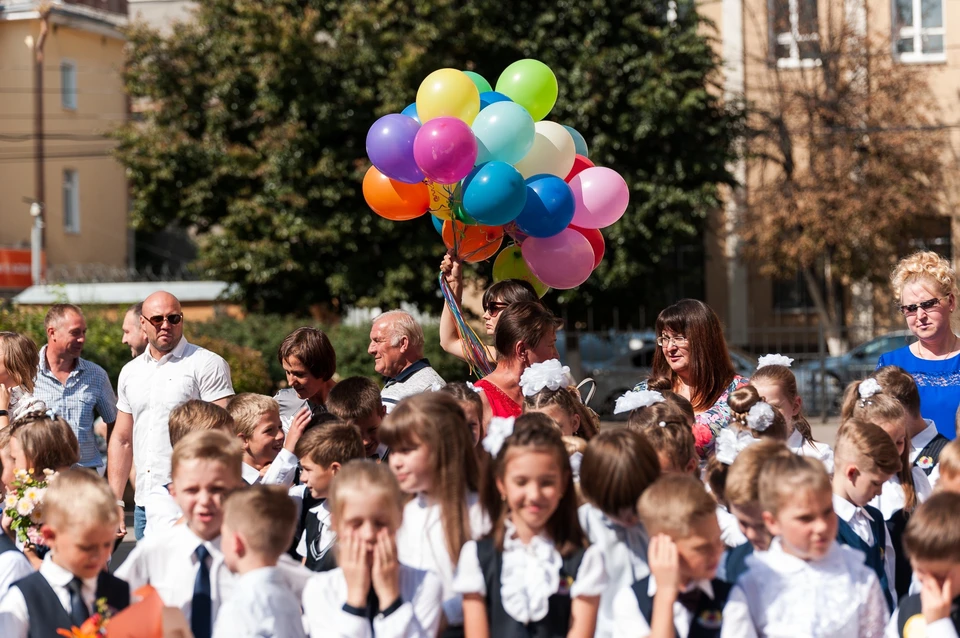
[33, 346, 118, 468]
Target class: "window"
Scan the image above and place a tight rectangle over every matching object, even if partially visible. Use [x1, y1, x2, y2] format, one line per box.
[894, 0, 945, 61]
[63, 170, 80, 234]
[61, 61, 77, 110]
[770, 0, 821, 67]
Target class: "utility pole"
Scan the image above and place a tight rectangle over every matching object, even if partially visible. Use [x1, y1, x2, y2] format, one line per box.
[33, 5, 50, 284]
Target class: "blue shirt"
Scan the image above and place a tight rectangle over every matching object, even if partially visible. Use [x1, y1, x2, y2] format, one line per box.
[33, 346, 118, 467]
[877, 345, 960, 439]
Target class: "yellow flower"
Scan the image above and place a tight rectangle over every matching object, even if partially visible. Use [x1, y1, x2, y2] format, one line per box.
[16, 497, 34, 517]
[23, 487, 41, 502]
[13, 469, 28, 481]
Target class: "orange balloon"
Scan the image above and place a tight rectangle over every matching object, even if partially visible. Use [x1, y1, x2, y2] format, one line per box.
[442, 221, 504, 263]
[362, 166, 429, 221]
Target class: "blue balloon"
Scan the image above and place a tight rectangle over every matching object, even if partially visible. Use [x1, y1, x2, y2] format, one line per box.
[461, 161, 527, 226]
[479, 91, 512, 110]
[514, 174, 575, 238]
[472, 102, 535, 165]
[563, 125, 589, 158]
[431, 214, 444, 235]
[401, 102, 421, 124]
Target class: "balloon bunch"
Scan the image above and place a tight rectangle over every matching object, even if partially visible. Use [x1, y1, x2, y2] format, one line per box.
[363, 59, 630, 292]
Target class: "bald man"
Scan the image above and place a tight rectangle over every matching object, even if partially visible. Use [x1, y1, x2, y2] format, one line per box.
[108, 291, 235, 540]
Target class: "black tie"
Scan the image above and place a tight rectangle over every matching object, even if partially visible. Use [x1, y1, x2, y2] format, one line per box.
[67, 577, 89, 627]
[677, 587, 702, 613]
[364, 587, 381, 625]
[192, 545, 212, 638]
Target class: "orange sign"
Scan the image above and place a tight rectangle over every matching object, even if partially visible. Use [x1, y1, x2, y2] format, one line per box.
[0, 249, 43, 289]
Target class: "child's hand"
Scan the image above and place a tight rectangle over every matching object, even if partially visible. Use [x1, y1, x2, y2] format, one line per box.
[921, 574, 953, 623]
[284, 406, 311, 453]
[340, 530, 372, 609]
[649, 534, 681, 598]
[371, 528, 401, 608]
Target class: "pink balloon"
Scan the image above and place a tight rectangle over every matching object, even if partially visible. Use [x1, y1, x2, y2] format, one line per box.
[568, 167, 630, 229]
[413, 117, 478, 184]
[521, 229, 595, 289]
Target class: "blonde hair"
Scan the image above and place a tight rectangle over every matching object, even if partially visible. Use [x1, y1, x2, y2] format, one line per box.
[841, 379, 907, 423]
[223, 485, 297, 559]
[44, 468, 120, 529]
[940, 439, 960, 481]
[227, 393, 280, 439]
[750, 365, 818, 445]
[638, 474, 717, 538]
[0, 332, 39, 393]
[725, 440, 795, 508]
[9, 411, 79, 472]
[328, 460, 404, 524]
[891, 250, 958, 301]
[758, 455, 831, 516]
[168, 400, 235, 446]
[834, 419, 902, 477]
[171, 430, 243, 481]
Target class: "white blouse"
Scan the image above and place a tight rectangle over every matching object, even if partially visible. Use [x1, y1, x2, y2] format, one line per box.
[869, 466, 933, 521]
[786, 429, 835, 474]
[453, 518, 607, 625]
[720, 539, 888, 638]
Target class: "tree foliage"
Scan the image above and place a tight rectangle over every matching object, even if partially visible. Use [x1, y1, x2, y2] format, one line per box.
[116, 0, 741, 317]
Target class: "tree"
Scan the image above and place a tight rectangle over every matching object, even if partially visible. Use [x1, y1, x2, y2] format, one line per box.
[116, 0, 741, 317]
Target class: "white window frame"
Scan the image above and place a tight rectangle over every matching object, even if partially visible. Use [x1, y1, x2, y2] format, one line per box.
[771, 0, 822, 69]
[63, 169, 80, 234]
[61, 60, 77, 110]
[893, 0, 946, 64]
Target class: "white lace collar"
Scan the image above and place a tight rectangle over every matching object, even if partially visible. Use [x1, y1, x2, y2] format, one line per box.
[500, 517, 563, 624]
[757, 537, 848, 576]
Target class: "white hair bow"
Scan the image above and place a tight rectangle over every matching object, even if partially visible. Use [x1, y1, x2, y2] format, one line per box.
[466, 381, 483, 394]
[482, 417, 515, 457]
[715, 428, 761, 465]
[746, 402, 776, 432]
[859, 378, 882, 403]
[613, 390, 665, 415]
[519, 360, 574, 397]
[756, 354, 794, 369]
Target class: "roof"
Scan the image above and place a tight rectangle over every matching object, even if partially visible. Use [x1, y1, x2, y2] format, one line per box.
[13, 281, 237, 305]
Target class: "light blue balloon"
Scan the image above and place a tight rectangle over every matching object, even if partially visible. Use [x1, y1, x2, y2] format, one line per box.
[461, 161, 527, 226]
[563, 125, 589, 158]
[471, 101, 535, 166]
[401, 102, 421, 124]
[431, 214, 444, 235]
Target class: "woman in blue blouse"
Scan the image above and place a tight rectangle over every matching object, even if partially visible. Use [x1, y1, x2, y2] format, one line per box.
[878, 251, 960, 439]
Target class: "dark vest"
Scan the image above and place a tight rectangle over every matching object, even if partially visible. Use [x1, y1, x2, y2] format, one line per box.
[722, 543, 753, 585]
[14, 571, 130, 638]
[835, 504, 893, 611]
[631, 576, 731, 638]
[885, 509, 912, 601]
[475, 536, 584, 637]
[896, 592, 960, 636]
[289, 490, 322, 561]
[301, 500, 337, 573]
[0, 532, 21, 556]
[914, 434, 949, 476]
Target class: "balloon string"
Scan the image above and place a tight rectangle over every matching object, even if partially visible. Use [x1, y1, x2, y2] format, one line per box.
[438, 273, 494, 378]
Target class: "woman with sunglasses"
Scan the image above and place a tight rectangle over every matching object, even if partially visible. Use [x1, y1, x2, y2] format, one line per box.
[878, 251, 960, 438]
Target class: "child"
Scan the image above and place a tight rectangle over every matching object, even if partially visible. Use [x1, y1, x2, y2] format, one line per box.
[439, 382, 485, 448]
[301, 460, 443, 636]
[381, 392, 486, 636]
[832, 419, 901, 611]
[212, 485, 305, 638]
[144, 399, 235, 538]
[524, 383, 600, 440]
[750, 354, 834, 472]
[936, 439, 960, 494]
[455, 418, 607, 637]
[611, 474, 727, 638]
[618, 387, 711, 459]
[578, 429, 660, 638]
[720, 440, 794, 584]
[327, 376, 390, 462]
[291, 420, 365, 571]
[722, 455, 888, 637]
[624, 397, 699, 475]
[0, 332, 44, 429]
[645, 378, 711, 456]
[227, 393, 302, 486]
[7, 410, 80, 477]
[887, 492, 960, 637]
[0, 469, 130, 638]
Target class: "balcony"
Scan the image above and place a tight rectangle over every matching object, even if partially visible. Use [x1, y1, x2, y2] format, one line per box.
[62, 0, 128, 16]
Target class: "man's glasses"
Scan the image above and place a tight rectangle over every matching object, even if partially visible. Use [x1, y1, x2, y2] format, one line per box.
[898, 296, 949, 316]
[483, 302, 509, 315]
[656, 334, 689, 347]
[142, 313, 183, 328]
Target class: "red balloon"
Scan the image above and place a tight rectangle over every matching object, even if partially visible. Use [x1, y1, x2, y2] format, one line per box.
[565, 154, 595, 182]
[570, 225, 605, 269]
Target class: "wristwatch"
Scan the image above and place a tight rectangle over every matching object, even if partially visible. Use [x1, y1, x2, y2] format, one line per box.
[0, 410, 7, 417]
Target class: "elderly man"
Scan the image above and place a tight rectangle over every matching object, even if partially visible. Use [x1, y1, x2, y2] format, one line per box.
[108, 291, 235, 540]
[121, 302, 148, 359]
[369, 310, 445, 413]
[33, 304, 118, 474]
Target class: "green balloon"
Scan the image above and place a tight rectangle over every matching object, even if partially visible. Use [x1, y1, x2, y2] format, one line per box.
[492, 245, 550, 297]
[463, 71, 493, 94]
[495, 59, 558, 122]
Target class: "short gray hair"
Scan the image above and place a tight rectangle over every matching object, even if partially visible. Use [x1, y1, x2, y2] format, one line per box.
[373, 310, 424, 350]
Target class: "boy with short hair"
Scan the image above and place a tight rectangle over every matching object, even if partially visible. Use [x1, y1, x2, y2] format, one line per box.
[936, 439, 960, 494]
[326, 377, 388, 462]
[212, 485, 305, 638]
[0, 469, 130, 637]
[291, 421, 365, 571]
[227, 393, 305, 486]
[612, 474, 728, 637]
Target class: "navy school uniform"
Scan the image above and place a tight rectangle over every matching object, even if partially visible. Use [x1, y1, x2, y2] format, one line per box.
[613, 576, 729, 638]
[289, 488, 337, 572]
[721, 542, 754, 585]
[891, 592, 960, 637]
[834, 501, 895, 612]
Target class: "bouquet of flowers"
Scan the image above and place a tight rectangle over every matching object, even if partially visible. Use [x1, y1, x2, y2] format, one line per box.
[3, 468, 56, 546]
[58, 598, 111, 637]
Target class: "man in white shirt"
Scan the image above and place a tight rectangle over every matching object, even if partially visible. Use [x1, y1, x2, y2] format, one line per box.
[107, 291, 235, 540]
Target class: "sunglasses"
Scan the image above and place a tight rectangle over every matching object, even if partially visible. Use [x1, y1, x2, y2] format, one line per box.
[898, 296, 950, 316]
[141, 313, 183, 328]
[483, 302, 509, 315]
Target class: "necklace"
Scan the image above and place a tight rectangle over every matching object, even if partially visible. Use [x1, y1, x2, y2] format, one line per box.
[916, 334, 960, 360]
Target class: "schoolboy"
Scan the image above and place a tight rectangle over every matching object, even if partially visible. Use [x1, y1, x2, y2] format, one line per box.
[936, 439, 960, 494]
[212, 485, 305, 638]
[326, 377, 389, 462]
[227, 393, 303, 486]
[0, 469, 130, 638]
[291, 421, 365, 571]
[887, 492, 960, 637]
[832, 419, 901, 611]
[612, 474, 728, 637]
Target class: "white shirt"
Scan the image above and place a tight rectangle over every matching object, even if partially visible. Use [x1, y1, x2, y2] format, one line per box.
[833, 494, 897, 610]
[395, 492, 489, 627]
[720, 539, 888, 638]
[611, 576, 716, 638]
[117, 338, 234, 505]
[0, 556, 98, 638]
[578, 502, 650, 638]
[295, 498, 335, 562]
[212, 566, 306, 638]
[910, 419, 942, 488]
[241, 448, 299, 487]
[786, 429, 835, 474]
[717, 505, 749, 548]
[0, 551, 33, 599]
[869, 467, 933, 520]
[143, 484, 182, 538]
[302, 564, 443, 638]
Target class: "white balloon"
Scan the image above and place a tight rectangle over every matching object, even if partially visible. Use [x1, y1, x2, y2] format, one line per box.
[514, 121, 576, 179]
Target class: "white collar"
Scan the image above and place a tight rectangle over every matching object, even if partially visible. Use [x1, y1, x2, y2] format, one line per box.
[912, 420, 940, 451]
[235, 566, 282, 588]
[647, 574, 714, 600]
[145, 336, 190, 363]
[241, 462, 260, 485]
[831, 493, 873, 524]
[786, 428, 804, 450]
[759, 537, 846, 574]
[39, 555, 97, 591]
[309, 499, 331, 524]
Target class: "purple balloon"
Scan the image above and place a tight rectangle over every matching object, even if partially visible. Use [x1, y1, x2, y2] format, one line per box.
[522, 229, 595, 289]
[413, 117, 478, 185]
[366, 114, 424, 184]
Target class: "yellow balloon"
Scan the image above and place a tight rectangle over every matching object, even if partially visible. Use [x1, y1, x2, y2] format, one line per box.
[416, 69, 481, 125]
[427, 180, 456, 220]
